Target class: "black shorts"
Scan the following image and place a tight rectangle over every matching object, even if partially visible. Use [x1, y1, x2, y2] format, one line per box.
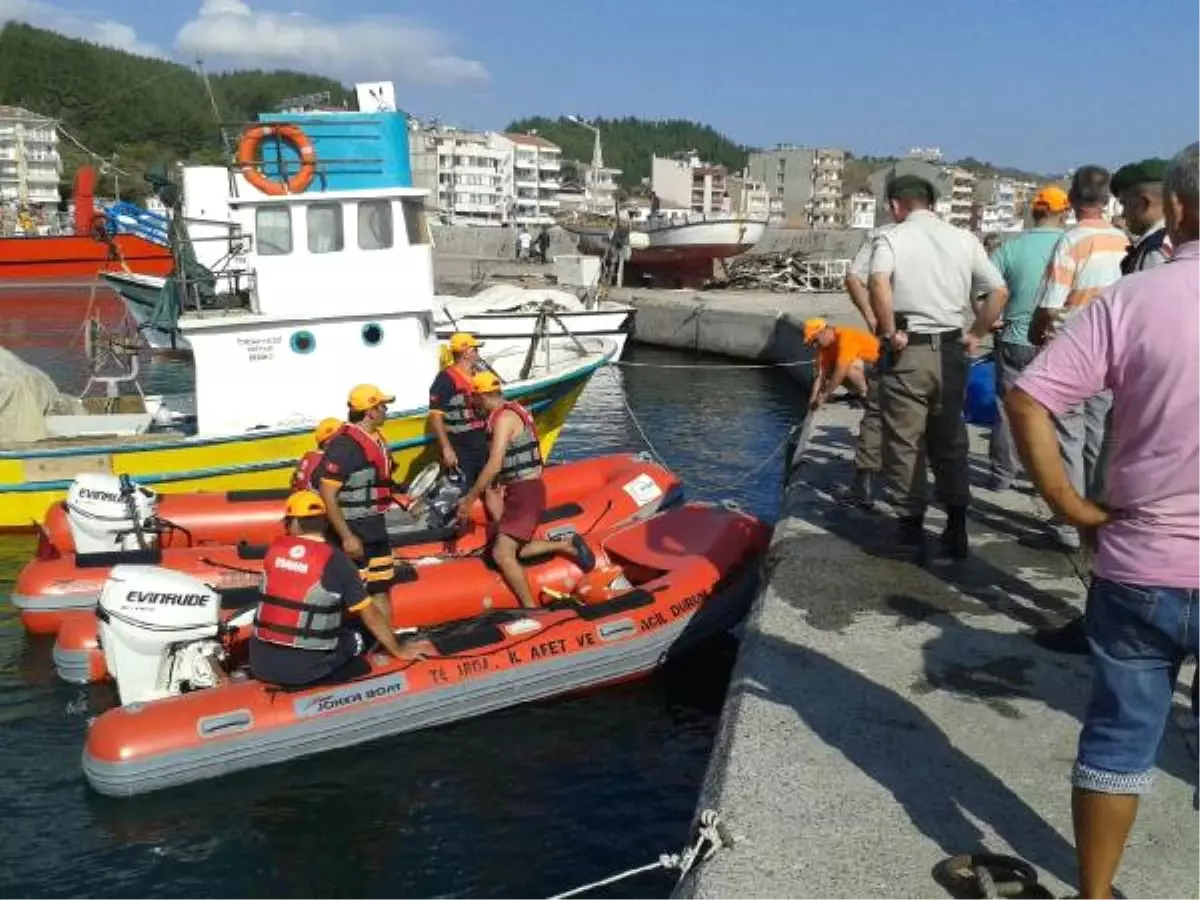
[359, 539, 395, 596]
[249, 628, 368, 688]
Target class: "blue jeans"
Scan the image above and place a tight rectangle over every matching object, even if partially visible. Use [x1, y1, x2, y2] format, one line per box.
[1073, 576, 1199, 794]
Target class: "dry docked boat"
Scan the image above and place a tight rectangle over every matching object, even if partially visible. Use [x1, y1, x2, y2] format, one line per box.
[21, 453, 681, 636]
[80, 502, 769, 796]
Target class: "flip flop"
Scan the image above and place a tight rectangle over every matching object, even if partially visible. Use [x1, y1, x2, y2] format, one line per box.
[571, 534, 596, 573]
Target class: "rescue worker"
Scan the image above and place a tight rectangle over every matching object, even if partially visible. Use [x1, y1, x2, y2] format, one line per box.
[428, 332, 488, 486]
[291, 417, 343, 492]
[868, 174, 1008, 560]
[249, 491, 416, 688]
[1111, 159, 1171, 273]
[316, 384, 396, 609]
[803, 318, 882, 507]
[456, 372, 595, 608]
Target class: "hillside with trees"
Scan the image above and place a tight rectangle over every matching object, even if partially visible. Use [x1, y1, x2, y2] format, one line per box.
[0, 22, 350, 200]
[505, 115, 748, 192]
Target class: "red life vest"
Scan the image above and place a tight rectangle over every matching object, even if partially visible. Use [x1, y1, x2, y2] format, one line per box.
[440, 365, 486, 436]
[253, 537, 343, 651]
[487, 401, 543, 484]
[290, 449, 324, 492]
[332, 424, 393, 517]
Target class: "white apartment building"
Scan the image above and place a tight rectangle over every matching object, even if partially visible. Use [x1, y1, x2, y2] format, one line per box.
[408, 126, 507, 226]
[578, 162, 622, 216]
[490, 132, 562, 227]
[810, 148, 844, 227]
[946, 166, 976, 229]
[651, 153, 730, 217]
[976, 177, 1024, 233]
[728, 174, 771, 220]
[846, 191, 876, 229]
[0, 105, 61, 205]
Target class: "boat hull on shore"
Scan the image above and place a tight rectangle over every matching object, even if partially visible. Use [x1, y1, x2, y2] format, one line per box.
[0, 234, 173, 281]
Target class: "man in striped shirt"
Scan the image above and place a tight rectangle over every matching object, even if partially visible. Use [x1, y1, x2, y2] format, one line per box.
[1029, 166, 1127, 551]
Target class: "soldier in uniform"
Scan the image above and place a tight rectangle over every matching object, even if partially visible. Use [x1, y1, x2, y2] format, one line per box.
[868, 174, 1009, 560]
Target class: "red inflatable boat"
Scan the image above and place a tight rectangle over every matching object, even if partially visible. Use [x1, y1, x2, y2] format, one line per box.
[17, 454, 680, 636]
[56, 501, 759, 686]
[82, 502, 769, 796]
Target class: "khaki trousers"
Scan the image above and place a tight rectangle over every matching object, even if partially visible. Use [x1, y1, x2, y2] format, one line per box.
[853, 364, 883, 473]
[879, 340, 971, 517]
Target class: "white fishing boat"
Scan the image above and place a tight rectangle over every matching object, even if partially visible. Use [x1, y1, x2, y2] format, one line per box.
[435, 284, 632, 358]
[2, 137, 613, 531]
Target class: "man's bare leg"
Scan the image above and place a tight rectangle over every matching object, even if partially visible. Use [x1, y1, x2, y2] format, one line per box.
[492, 533, 538, 608]
[1073, 787, 1138, 899]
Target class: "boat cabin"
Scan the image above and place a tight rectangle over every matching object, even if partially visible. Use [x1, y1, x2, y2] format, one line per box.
[177, 180, 442, 436]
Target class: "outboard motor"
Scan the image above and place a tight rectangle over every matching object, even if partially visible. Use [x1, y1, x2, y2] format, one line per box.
[97, 565, 225, 706]
[66, 473, 158, 556]
[422, 469, 466, 528]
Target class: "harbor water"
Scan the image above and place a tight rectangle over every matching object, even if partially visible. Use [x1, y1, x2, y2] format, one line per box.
[0, 287, 801, 898]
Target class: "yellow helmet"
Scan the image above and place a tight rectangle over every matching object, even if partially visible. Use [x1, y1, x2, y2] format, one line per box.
[472, 371, 503, 394]
[314, 417, 342, 445]
[284, 490, 327, 519]
[347, 383, 395, 412]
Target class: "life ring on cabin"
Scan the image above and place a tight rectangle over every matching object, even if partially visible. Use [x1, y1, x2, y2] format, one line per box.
[236, 124, 317, 196]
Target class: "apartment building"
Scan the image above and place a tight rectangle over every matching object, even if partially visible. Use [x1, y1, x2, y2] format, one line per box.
[408, 126, 507, 225]
[490, 132, 562, 227]
[0, 105, 61, 205]
[846, 191, 876, 229]
[745, 144, 845, 227]
[728, 173, 771, 220]
[867, 158, 976, 228]
[650, 153, 730, 216]
[974, 176, 1023, 233]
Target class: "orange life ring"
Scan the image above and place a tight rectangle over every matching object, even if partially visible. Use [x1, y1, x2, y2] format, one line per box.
[236, 124, 317, 196]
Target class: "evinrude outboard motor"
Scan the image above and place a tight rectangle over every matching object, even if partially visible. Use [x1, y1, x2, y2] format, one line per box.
[65, 473, 158, 556]
[97, 565, 227, 705]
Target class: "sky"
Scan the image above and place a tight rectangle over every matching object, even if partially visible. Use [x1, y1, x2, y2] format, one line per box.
[1, 0, 1197, 174]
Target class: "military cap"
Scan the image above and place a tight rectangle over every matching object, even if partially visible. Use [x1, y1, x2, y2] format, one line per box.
[1111, 159, 1168, 195]
[886, 173, 938, 204]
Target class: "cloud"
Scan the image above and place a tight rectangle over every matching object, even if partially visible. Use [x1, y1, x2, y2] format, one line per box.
[0, 0, 164, 57]
[175, 0, 489, 86]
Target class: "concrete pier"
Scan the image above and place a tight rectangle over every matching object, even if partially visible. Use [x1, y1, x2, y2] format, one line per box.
[612, 289, 1198, 898]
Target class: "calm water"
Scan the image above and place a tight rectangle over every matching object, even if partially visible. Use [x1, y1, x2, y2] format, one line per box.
[0, 287, 802, 898]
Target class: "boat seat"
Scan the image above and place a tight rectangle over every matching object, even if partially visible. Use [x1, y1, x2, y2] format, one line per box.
[226, 488, 292, 503]
[76, 547, 163, 568]
[425, 619, 507, 656]
[44, 412, 154, 438]
[549, 588, 657, 620]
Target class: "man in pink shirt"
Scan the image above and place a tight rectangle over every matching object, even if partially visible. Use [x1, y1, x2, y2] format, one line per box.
[1006, 142, 1199, 899]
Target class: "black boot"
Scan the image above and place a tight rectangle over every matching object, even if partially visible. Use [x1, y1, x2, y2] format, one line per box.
[892, 514, 927, 564]
[941, 505, 970, 559]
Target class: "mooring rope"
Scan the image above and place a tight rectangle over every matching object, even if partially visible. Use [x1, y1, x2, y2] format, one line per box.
[547, 809, 731, 899]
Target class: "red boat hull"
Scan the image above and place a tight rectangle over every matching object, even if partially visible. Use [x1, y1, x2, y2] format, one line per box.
[0, 234, 173, 280]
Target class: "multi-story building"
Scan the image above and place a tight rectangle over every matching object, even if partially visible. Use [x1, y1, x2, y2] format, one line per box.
[745, 144, 845, 227]
[974, 176, 1022, 233]
[846, 191, 876, 229]
[490, 132, 562, 227]
[650, 153, 730, 217]
[0, 105, 61, 205]
[408, 125, 506, 225]
[577, 162, 622, 216]
[867, 158, 976, 228]
[728, 172, 771, 220]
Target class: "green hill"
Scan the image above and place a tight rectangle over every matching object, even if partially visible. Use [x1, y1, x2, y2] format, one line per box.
[505, 115, 748, 191]
[0, 22, 350, 200]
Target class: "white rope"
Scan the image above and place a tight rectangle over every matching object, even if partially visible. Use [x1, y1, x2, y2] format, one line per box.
[548, 809, 730, 899]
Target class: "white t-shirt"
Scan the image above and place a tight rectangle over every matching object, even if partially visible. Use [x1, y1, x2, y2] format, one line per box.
[518, 232, 532, 249]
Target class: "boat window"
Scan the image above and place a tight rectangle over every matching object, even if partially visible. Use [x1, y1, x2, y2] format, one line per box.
[290, 330, 316, 354]
[306, 203, 344, 254]
[361, 322, 384, 346]
[255, 207, 292, 256]
[401, 198, 430, 246]
[358, 201, 393, 251]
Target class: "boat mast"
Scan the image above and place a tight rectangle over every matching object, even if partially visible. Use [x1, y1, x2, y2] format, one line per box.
[195, 59, 232, 158]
